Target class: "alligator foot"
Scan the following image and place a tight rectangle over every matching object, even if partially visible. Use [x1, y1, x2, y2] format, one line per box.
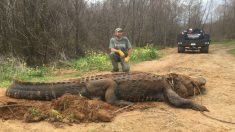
[192, 103, 209, 112]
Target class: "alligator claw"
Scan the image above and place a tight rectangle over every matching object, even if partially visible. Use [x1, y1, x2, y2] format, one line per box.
[195, 105, 209, 112]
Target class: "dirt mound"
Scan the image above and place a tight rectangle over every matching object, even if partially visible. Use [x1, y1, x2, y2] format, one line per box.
[0, 101, 30, 120]
[49, 93, 118, 123]
[0, 93, 120, 124]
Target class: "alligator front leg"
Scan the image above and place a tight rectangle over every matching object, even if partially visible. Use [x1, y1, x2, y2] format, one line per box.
[86, 79, 133, 106]
[105, 86, 133, 106]
[163, 81, 209, 112]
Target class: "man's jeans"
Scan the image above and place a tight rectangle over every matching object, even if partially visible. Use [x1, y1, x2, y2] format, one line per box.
[109, 53, 130, 72]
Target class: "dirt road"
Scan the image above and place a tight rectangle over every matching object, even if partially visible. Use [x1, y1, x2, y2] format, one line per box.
[1, 44, 235, 132]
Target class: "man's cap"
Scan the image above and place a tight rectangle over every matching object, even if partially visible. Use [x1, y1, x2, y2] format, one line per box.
[115, 28, 123, 32]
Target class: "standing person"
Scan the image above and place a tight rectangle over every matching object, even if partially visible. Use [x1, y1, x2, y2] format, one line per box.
[109, 28, 132, 72]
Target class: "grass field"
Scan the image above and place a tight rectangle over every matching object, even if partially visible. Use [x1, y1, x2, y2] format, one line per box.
[228, 48, 235, 56]
[0, 45, 158, 88]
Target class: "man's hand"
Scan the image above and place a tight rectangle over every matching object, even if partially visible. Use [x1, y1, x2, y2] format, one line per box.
[124, 56, 130, 62]
[118, 50, 125, 58]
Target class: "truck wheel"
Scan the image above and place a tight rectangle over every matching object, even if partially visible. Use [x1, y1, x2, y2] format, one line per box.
[201, 46, 209, 53]
[178, 46, 185, 53]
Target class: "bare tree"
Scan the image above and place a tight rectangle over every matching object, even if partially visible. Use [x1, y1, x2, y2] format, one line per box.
[0, 0, 232, 66]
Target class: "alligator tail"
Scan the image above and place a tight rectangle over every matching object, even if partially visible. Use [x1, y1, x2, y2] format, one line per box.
[6, 80, 84, 100]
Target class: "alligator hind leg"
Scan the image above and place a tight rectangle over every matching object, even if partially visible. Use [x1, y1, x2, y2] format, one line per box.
[163, 80, 209, 112]
[86, 79, 133, 106]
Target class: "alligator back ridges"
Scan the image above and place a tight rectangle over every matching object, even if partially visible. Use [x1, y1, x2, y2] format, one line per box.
[67, 71, 148, 82]
[13, 80, 80, 85]
[6, 72, 162, 101]
[11, 71, 147, 85]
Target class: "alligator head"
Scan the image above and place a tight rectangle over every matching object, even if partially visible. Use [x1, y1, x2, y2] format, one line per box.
[166, 73, 206, 98]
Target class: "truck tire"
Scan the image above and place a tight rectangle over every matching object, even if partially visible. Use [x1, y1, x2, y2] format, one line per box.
[178, 46, 185, 53]
[200, 46, 209, 53]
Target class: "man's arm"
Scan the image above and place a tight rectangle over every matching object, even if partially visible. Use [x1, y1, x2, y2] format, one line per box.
[111, 48, 119, 53]
[109, 38, 119, 53]
[127, 48, 132, 57]
[126, 37, 132, 57]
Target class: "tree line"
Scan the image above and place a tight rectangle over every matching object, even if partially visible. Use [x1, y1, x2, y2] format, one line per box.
[0, 0, 234, 66]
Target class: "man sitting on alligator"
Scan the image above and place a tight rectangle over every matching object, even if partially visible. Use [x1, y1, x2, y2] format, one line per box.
[6, 72, 209, 112]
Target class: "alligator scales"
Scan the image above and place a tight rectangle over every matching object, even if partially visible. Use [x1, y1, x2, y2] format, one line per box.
[6, 72, 209, 111]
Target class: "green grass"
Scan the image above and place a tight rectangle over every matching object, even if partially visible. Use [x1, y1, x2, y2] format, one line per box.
[0, 45, 159, 88]
[228, 48, 235, 56]
[0, 59, 54, 87]
[213, 39, 235, 45]
[131, 45, 158, 63]
[214, 40, 235, 56]
[71, 44, 158, 71]
[71, 51, 112, 72]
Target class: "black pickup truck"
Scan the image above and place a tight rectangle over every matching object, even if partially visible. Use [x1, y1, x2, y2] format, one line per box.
[177, 28, 210, 53]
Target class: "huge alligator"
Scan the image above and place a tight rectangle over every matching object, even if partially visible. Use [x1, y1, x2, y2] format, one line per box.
[6, 72, 209, 111]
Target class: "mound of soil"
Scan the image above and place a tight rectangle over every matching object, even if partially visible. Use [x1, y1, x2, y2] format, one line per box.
[0, 93, 120, 124]
[49, 93, 118, 123]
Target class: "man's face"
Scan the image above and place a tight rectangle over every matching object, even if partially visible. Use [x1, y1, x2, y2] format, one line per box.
[115, 31, 123, 38]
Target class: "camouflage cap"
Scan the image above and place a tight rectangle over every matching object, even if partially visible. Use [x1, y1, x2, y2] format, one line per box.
[115, 28, 123, 32]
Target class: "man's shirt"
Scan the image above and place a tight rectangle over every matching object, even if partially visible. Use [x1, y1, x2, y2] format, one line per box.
[109, 36, 132, 56]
